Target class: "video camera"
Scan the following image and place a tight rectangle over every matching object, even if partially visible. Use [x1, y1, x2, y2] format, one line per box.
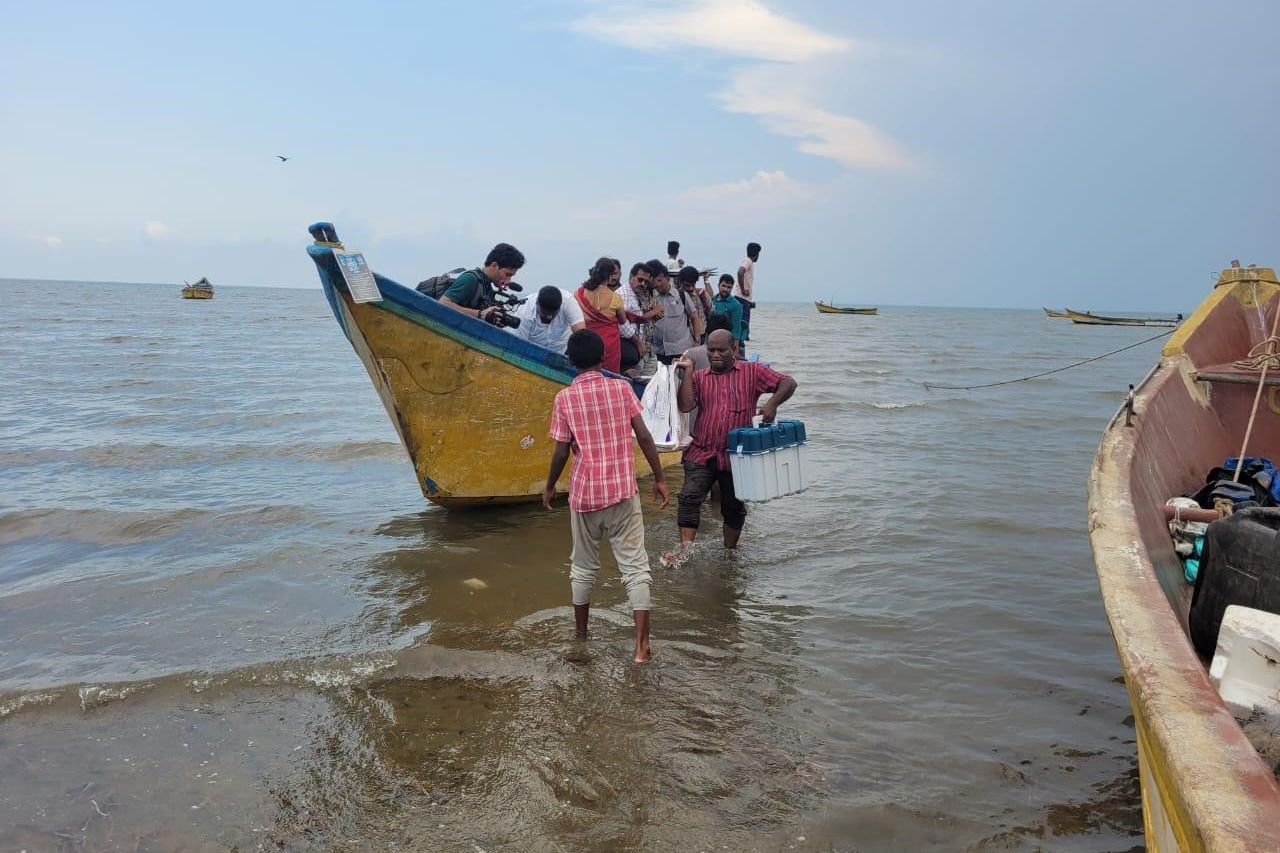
[482, 282, 527, 329]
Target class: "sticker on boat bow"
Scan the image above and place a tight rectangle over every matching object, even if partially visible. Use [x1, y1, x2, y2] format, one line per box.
[520, 435, 535, 449]
[335, 251, 381, 303]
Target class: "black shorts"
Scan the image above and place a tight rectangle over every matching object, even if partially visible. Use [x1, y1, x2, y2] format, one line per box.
[677, 457, 746, 530]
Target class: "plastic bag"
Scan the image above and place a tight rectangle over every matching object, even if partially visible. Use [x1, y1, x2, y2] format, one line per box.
[639, 363, 690, 450]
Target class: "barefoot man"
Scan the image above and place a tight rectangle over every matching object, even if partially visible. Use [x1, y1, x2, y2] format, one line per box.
[545, 329, 670, 662]
[663, 329, 796, 565]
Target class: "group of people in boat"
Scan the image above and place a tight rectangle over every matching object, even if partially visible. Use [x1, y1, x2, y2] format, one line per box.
[436, 240, 763, 379]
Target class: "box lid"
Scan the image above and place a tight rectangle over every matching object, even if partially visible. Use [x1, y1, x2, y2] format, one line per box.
[727, 419, 807, 454]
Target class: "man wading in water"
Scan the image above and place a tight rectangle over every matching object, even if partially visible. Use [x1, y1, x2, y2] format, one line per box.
[662, 329, 796, 567]
[545, 329, 669, 662]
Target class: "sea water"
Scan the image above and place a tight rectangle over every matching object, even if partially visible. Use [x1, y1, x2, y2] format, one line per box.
[0, 279, 1162, 851]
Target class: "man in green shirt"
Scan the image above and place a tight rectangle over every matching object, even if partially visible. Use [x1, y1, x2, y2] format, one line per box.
[440, 243, 526, 322]
[711, 273, 744, 346]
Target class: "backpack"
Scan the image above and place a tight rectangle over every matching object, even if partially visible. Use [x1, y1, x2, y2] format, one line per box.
[416, 267, 469, 299]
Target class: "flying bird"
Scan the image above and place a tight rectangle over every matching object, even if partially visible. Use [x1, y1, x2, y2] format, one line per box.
[277, 155, 290, 162]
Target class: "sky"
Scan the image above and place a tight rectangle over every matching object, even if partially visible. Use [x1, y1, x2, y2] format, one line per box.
[1, 0, 1277, 310]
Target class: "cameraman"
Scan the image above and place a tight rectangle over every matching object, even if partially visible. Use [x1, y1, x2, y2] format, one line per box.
[439, 243, 526, 322]
[507, 286, 585, 354]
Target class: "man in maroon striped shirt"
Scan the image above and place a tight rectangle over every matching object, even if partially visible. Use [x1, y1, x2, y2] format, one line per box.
[663, 329, 797, 565]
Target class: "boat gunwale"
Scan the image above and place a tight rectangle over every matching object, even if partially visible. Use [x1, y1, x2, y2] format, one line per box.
[308, 244, 582, 386]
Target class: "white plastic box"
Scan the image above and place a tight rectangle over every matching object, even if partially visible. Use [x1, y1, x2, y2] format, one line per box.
[726, 420, 809, 502]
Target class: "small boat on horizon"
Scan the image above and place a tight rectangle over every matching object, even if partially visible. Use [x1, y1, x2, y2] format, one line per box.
[1088, 262, 1280, 850]
[814, 300, 877, 315]
[1065, 308, 1181, 327]
[181, 277, 214, 299]
[305, 222, 682, 508]
[1043, 307, 1070, 318]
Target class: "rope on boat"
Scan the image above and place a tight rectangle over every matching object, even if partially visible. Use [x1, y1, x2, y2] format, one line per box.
[1232, 310, 1280, 484]
[1233, 337, 1280, 371]
[922, 329, 1176, 391]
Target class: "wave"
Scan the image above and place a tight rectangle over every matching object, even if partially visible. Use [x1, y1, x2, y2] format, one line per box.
[0, 643, 550, 723]
[864, 400, 927, 411]
[2, 440, 406, 472]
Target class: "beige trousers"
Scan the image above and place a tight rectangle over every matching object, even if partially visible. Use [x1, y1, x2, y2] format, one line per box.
[569, 494, 652, 611]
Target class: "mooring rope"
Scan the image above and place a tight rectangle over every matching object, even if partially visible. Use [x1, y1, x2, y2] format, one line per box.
[922, 328, 1176, 391]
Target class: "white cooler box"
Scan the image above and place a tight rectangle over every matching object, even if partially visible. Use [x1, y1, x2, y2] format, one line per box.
[726, 419, 809, 502]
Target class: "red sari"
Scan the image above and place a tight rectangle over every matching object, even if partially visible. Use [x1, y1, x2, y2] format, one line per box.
[576, 286, 622, 374]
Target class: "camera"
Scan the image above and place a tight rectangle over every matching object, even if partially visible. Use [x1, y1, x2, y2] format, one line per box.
[483, 283, 526, 329]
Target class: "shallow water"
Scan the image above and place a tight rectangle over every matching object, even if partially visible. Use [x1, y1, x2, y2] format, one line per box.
[0, 279, 1161, 851]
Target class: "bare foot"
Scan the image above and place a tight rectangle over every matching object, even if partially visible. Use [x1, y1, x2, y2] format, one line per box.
[633, 648, 652, 664]
[659, 543, 694, 568]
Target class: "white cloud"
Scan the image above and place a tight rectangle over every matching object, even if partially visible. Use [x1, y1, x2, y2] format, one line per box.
[143, 221, 173, 240]
[571, 0, 851, 63]
[40, 235, 62, 247]
[579, 169, 815, 229]
[720, 65, 912, 170]
[571, 1, 912, 170]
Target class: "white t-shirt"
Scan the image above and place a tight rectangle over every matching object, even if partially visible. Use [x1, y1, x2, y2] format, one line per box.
[733, 257, 755, 301]
[507, 289, 584, 354]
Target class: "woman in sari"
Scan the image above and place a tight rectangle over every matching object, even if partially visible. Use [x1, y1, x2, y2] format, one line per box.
[575, 257, 628, 374]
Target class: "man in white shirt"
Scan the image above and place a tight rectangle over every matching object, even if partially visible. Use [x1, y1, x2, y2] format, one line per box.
[734, 242, 761, 355]
[665, 240, 682, 274]
[507, 286, 585, 354]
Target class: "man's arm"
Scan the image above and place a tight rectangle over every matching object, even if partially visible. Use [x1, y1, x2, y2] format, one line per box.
[759, 375, 797, 423]
[629, 415, 669, 508]
[440, 294, 497, 322]
[440, 276, 498, 321]
[543, 440, 572, 509]
[675, 354, 697, 413]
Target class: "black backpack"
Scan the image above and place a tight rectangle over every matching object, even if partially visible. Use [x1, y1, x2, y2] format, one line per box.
[416, 267, 469, 299]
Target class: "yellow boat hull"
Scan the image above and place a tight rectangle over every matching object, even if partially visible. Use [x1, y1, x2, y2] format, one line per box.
[309, 229, 681, 508]
[181, 288, 213, 299]
[1088, 265, 1280, 851]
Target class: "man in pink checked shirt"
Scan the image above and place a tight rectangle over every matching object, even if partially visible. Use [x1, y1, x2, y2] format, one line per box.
[545, 329, 670, 663]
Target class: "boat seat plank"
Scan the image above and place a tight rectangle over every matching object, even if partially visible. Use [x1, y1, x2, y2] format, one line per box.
[1195, 366, 1280, 386]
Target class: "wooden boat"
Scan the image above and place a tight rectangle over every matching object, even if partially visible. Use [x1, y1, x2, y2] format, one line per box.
[181, 277, 214, 299]
[1088, 263, 1280, 851]
[1066, 308, 1180, 327]
[305, 222, 682, 508]
[1043, 308, 1070, 318]
[814, 301, 877, 315]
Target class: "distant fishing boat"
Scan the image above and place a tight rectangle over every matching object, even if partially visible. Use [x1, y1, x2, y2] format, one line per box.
[1089, 263, 1280, 851]
[181, 277, 214, 299]
[305, 222, 682, 508]
[1043, 308, 1070, 318]
[814, 301, 877, 315]
[1065, 308, 1180, 327]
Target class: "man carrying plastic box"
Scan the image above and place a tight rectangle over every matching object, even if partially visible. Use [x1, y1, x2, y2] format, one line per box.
[662, 329, 796, 566]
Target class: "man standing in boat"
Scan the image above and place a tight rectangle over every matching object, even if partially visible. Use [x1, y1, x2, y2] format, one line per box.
[648, 260, 697, 365]
[544, 329, 670, 663]
[439, 243, 526, 322]
[662, 329, 796, 566]
[734, 242, 760, 355]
